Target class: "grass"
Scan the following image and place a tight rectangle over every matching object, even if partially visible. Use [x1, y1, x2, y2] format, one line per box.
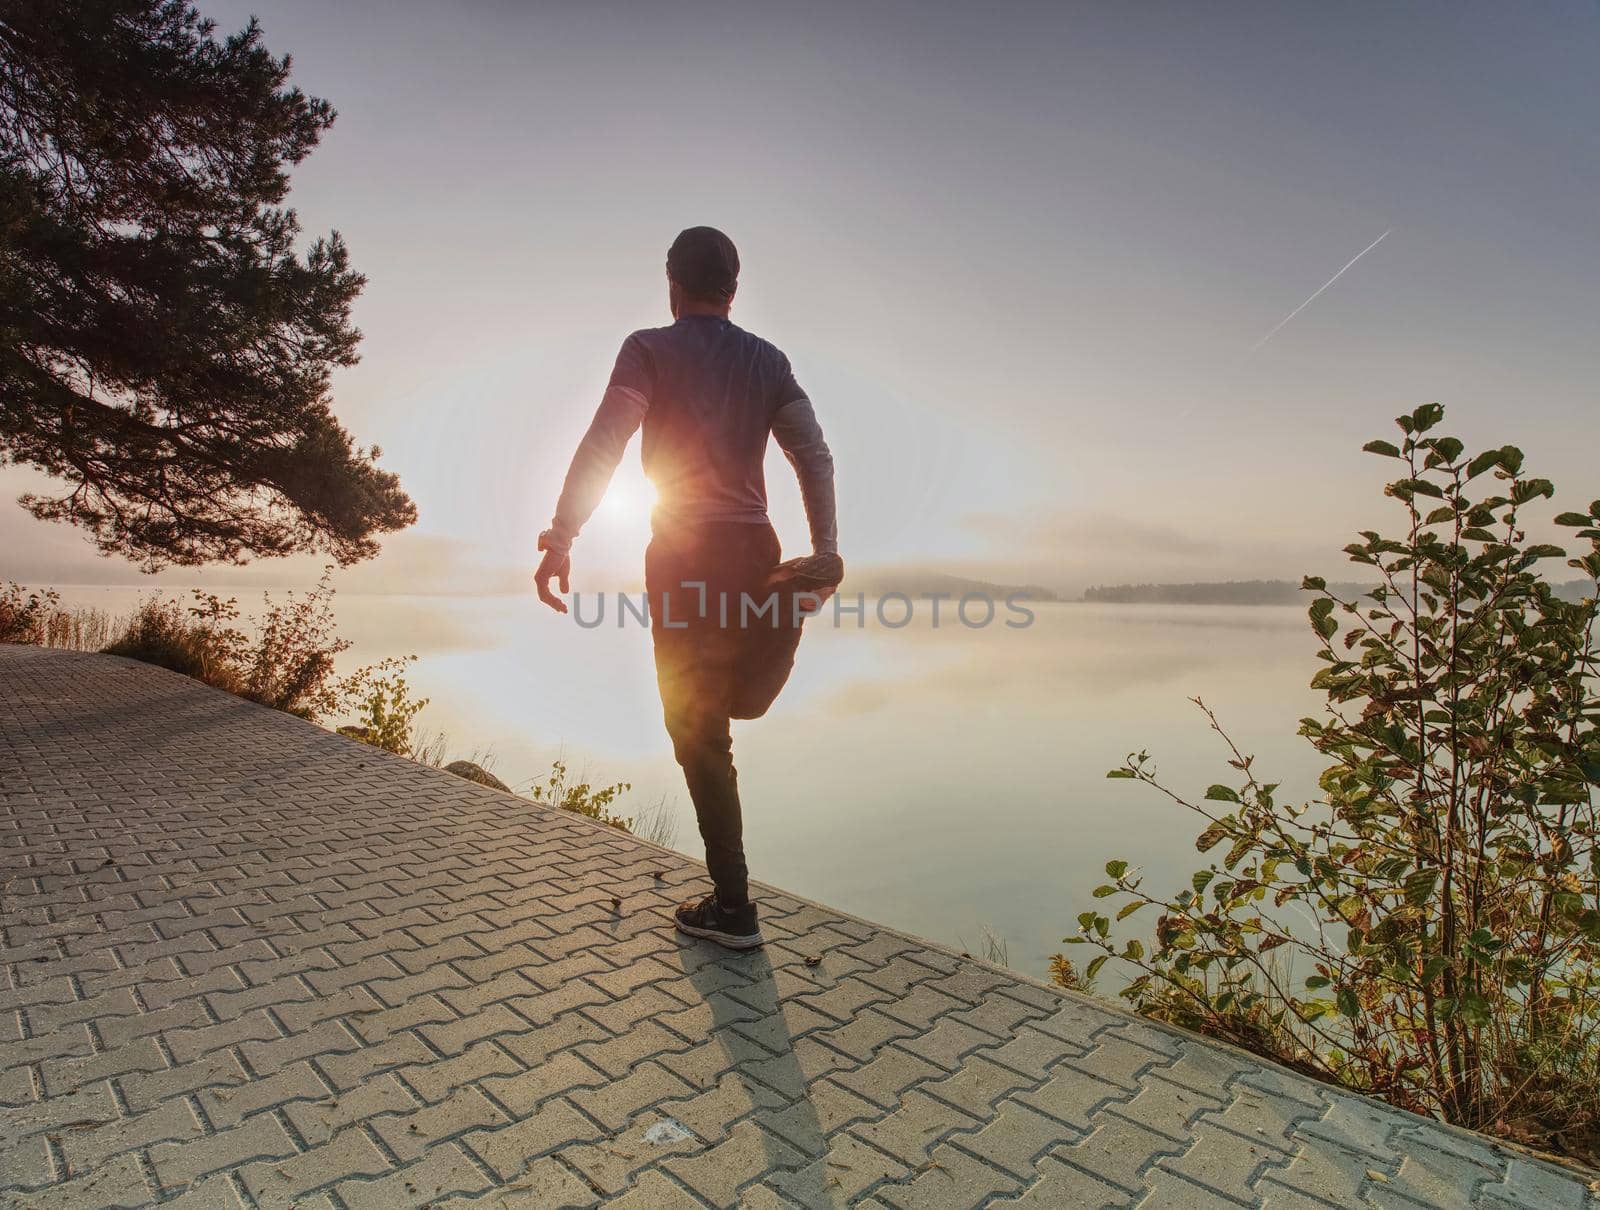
[631, 795, 681, 849]
[0, 583, 114, 650]
[102, 597, 243, 691]
[957, 924, 1012, 969]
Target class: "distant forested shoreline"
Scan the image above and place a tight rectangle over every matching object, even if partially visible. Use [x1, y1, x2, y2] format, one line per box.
[1082, 578, 1595, 605]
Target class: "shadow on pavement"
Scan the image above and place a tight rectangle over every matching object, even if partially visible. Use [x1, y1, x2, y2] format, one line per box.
[683, 941, 835, 1206]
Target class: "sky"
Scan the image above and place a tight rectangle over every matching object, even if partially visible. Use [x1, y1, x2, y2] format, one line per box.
[5, 0, 1599, 596]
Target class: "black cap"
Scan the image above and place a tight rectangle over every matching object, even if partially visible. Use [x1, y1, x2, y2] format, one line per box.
[667, 226, 739, 301]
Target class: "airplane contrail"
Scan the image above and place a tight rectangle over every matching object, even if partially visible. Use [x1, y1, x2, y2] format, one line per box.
[1251, 228, 1392, 352]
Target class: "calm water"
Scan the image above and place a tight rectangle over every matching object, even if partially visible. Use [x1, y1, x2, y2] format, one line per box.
[54, 587, 1327, 979]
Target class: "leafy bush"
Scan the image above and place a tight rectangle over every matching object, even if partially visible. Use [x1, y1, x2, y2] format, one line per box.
[336, 656, 429, 755]
[239, 577, 353, 717]
[1061, 405, 1600, 1164]
[527, 760, 635, 831]
[94, 571, 441, 737]
[103, 574, 356, 720]
[0, 582, 53, 644]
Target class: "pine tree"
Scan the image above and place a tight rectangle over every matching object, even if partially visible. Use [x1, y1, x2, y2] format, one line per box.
[0, 1, 415, 568]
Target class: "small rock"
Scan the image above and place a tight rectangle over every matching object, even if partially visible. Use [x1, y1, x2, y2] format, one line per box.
[444, 760, 510, 791]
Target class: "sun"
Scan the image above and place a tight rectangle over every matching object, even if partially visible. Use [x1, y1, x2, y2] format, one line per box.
[598, 475, 658, 521]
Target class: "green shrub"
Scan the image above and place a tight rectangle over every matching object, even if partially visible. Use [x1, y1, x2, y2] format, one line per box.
[336, 656, 429, 754]
[528, 760, 635, 831]
[1062, 405, 1600, 1164]
[103, 578, 356, 720]
[236, 575, 352, 719]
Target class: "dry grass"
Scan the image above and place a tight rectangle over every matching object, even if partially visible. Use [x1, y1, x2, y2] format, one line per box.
[0, 584, 114, 650]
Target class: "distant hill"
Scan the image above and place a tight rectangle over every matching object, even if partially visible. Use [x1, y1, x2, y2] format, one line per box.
[844, 569, 1062, 603]
[1086, 578, 1596, 606]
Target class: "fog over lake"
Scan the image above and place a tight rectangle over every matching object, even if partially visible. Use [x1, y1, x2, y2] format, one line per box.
[57, 586, 1327, 978]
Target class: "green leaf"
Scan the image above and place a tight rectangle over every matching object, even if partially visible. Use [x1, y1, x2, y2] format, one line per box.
[1205, 785, 1241, 803]
[1116, 900, 1145, 921]
[1106, 768, 1136, 779]
[1196, 822, 1228, 852]
[1301, 575, 1326, 591]
[1403, 868, 1438, 907]
[1555, 512, 1593, 527]
[1085, 955, 1109, 981]
[1396, 477, 1445, 498]
[1512, 477, 1554, 504]
[1193, 869, 1215, 895]
[1522, 543, 1566, 561]
[1337, 986, 1360, 1018]
[1105, 860, 1129, 879]
[1465, 449, 1503, 479]
[1362, 439, 1401, 458]
[1309, 597, 1338, 639]
[1092, 885, 1116, 898]
[1454, 991, 1491, 1028]
[1123, 939, 1144, 961]
[1575, 909, 1600, 942]
[1410, 403, 1444, 432]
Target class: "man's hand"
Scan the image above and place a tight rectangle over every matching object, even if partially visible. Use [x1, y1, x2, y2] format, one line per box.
[797, 586, 835, 615]
[765, 553, 843, 617]
[535, 537, 571, 614]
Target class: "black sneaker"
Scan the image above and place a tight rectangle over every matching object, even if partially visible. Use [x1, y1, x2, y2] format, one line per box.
[674, 894, 764, 950]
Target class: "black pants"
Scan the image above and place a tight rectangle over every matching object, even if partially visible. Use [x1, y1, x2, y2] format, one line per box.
[645, 520, 788, 908]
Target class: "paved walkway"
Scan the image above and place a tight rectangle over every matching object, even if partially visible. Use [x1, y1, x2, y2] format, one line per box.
[0, 646, 1594, 1209]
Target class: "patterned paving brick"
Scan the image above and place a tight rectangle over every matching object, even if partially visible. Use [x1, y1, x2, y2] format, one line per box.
[2, 647, 1594, 1208]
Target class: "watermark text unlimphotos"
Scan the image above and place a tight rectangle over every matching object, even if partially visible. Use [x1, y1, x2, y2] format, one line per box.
[569, 586, 1037, 630]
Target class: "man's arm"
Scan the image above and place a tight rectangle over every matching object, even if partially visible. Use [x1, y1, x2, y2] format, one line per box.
[542, 384, 648, 553]
[771, 396, 837, 557]
[535, 337, 651, 612]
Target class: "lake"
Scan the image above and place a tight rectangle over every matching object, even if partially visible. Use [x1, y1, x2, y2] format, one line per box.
[50, 586, 1328, 982]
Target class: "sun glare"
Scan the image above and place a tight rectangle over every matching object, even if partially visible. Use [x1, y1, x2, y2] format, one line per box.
[599, 477, 658, 520]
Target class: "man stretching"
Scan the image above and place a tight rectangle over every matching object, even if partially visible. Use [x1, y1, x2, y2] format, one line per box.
[534, 227, 839, 949]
